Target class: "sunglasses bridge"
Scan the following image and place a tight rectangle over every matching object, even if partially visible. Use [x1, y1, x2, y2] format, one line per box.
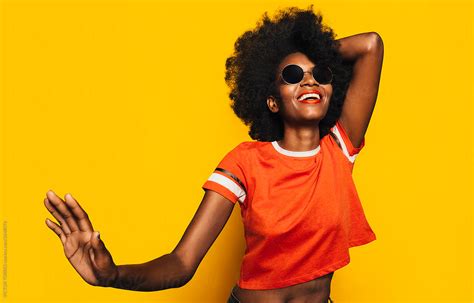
[280, 65, 333, 85]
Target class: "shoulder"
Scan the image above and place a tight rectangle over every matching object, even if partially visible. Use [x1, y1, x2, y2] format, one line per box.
[327, 120, 366, 164]
[231, 141, 263, 155]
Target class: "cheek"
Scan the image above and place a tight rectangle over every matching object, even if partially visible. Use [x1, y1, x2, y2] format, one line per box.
[322, 86, 333, 102]
[279, 86, 297, 101]
[326, 85, 334, 96]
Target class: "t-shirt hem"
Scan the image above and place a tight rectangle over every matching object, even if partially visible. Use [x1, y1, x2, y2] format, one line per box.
[349, 232, 377, 247]
[237, 256, 351, 290]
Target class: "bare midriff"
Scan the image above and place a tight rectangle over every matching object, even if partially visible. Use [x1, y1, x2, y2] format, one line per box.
[232, 271, 334, 303]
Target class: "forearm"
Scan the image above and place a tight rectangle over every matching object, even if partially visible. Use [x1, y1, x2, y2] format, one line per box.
[110, 253, 193, 291]
[335, 32, 382, 62]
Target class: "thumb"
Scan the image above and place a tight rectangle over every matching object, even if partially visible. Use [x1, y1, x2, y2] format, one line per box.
[89, 231, 109, 268]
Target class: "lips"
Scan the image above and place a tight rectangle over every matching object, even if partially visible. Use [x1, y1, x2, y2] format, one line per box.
[297, 90, 323, 101]
[300, 99, 321, 104]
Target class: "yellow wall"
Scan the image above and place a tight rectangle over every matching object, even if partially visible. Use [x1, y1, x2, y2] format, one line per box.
[1, 0, 472, 302]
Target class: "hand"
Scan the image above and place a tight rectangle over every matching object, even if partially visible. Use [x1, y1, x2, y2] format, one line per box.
[44, 190, 118, 287]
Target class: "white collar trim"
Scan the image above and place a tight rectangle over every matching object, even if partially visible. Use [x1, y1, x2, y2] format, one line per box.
[271, 141, 321, 157]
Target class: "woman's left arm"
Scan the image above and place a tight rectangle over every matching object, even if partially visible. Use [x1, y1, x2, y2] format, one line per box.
[334, 32, 384, 148]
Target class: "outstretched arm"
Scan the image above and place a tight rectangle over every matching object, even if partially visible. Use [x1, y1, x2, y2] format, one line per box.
[334, 32, 384, 148]
[111, 190, 235, 291]
[44, 189, 235, 292]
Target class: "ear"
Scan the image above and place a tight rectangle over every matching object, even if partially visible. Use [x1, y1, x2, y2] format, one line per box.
[267, 96, 279, 113]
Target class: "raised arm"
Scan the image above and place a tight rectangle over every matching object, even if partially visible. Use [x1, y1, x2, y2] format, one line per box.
[334, 32, 384, 148]
[44, 189, 235, 291]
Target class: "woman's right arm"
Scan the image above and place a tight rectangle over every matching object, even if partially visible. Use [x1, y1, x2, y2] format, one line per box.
[44, 189, 235, 292]
[111, 189, 236, 291]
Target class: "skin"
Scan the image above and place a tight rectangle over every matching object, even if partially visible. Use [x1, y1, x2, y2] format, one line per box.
[44, 32, 383, 302]
[43, 191, 118, 287]
[229, 52, 335, 303]
[266, 51, 333, 153]
[232, 32, 384, 302]
[232, 273, 334, 303]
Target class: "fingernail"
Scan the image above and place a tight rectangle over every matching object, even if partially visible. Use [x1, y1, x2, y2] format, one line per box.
[65, 193, 72, 200]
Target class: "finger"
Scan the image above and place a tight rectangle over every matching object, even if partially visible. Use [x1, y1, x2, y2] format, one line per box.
[89, 233, 100, 267]
[44, 198, 72, 235]
[90, 232, 117, 287]
[64, 193, 94, 232]
[90, 231, 110, 268]
[89, 246, 95, 265]
[45, 218, 67, 244]
[84, 241, 93, 262]
[46, 190, 80, 232]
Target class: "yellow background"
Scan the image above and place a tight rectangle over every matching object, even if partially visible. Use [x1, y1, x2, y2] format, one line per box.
[1, 0, 472, 302]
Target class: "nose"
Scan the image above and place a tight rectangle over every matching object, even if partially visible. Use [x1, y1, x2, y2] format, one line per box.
[300, 71, 320, 86]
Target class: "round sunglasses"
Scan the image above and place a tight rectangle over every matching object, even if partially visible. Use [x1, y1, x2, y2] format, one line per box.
[279, 64, 333, 85]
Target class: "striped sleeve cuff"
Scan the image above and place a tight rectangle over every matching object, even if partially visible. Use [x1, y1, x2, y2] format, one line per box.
[331, 121, 365, 163]
[202, 170, 247, 204]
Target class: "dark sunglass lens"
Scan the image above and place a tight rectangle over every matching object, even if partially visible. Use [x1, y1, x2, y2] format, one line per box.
[281, 65, 304, 84]
[313, 66, 333, 84]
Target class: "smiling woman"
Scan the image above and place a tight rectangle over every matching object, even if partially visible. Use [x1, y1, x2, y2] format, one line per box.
[224, 6, 356, 144]
[43, 4, 383, 303]
[266, 51, 335, 142]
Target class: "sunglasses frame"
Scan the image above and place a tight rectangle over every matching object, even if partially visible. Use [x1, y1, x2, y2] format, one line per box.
[279, 64, 334, 85]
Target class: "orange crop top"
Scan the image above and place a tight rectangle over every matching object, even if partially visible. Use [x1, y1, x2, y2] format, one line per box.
[202, 120, 376, 289]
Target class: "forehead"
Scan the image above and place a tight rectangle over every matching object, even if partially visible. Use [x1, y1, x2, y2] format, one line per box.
[278, 52, 316, 70]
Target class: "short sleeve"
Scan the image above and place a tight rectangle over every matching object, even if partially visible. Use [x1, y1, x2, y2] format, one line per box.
[331, 120, 365, 164]
[202, 144, 248, 204]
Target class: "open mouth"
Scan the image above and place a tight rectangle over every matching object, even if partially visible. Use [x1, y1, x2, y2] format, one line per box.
[297, 90, 322, 103]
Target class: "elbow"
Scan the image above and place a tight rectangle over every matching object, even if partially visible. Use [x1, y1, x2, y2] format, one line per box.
[151, 253, 196, 291]
[177, 267, 195, 288]
[181, 271, 195, 288]
[367, 32, 384, 52]
[173, 254, 197, 288]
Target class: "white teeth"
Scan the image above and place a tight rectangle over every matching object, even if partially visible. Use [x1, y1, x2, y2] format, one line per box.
[298, 93, 321, 101]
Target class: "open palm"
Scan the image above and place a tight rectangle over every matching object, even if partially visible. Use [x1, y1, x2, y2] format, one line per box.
[44, 190, 118, 287]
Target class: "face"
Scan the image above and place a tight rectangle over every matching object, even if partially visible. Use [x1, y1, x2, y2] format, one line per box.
[267, 52, 333, 126]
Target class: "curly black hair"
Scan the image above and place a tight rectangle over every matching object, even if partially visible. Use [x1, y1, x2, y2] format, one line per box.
[225, 5, 353, 141]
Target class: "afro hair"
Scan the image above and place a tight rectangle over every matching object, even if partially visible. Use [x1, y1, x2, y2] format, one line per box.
[225, 5, 353, 141]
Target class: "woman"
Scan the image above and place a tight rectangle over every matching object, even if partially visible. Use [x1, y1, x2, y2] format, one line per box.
[44, 6, 384, 303]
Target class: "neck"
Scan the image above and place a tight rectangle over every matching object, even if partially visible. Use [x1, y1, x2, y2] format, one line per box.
[278, 123, 320, 152]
